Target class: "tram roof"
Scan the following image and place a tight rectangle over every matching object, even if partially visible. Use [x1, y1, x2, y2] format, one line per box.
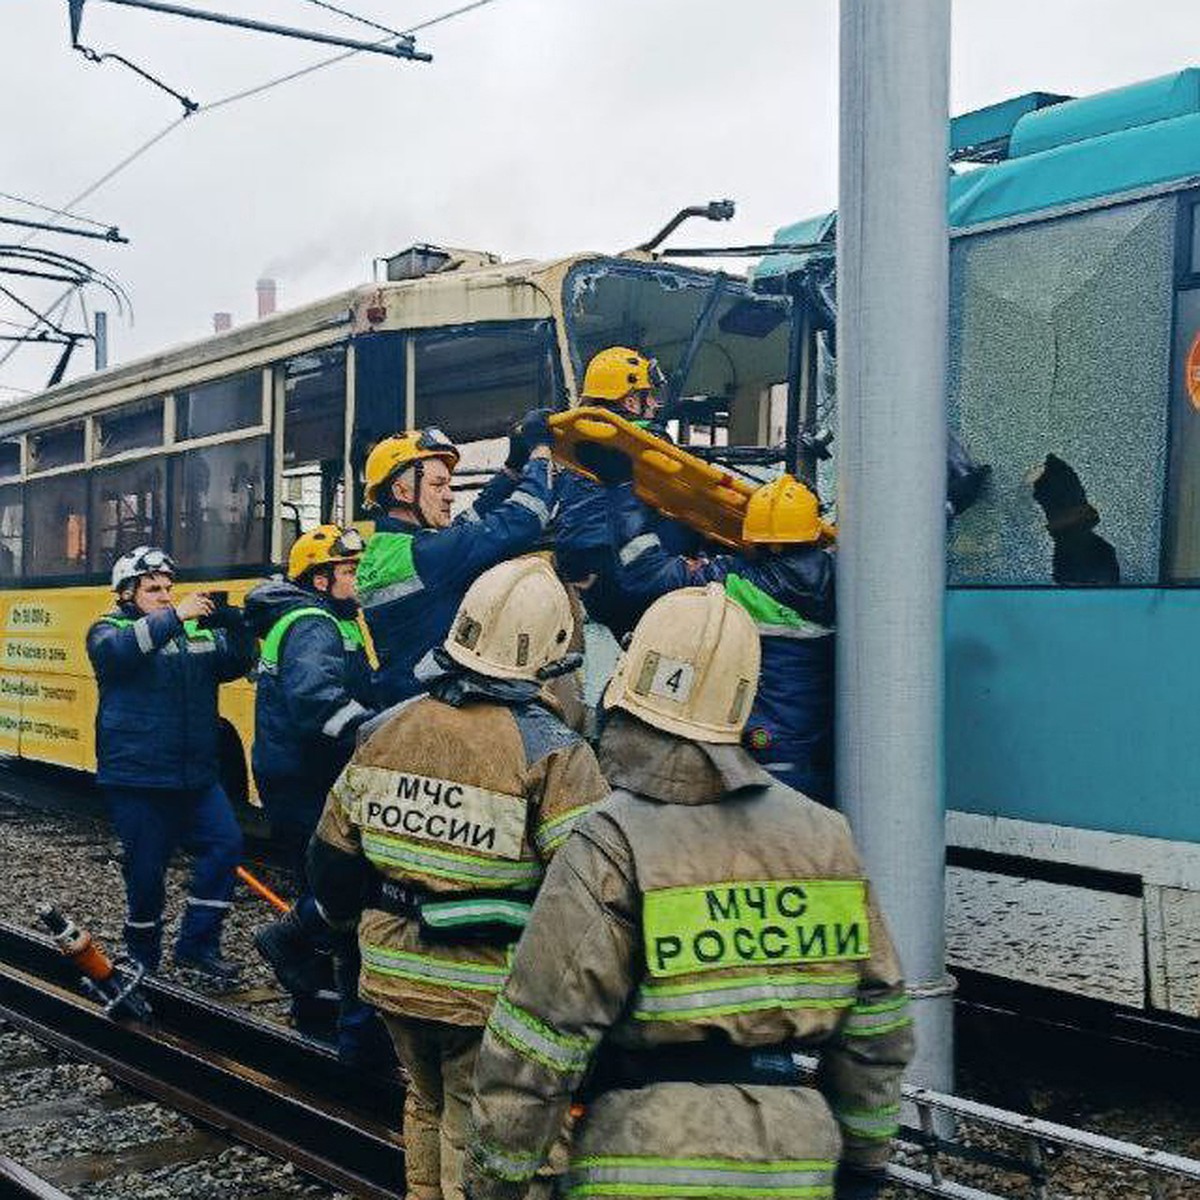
[0, 249, 677, 429]
[758, 67, 1200, 283]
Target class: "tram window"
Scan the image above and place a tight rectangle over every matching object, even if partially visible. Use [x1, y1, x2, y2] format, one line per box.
[171, 436, 267, 569]
[412, 323, 558, 442]
[946, 199, 1174, 585]
[0, 440, 19, 481]
[89, 458, 165, 572]
[0, 485, 21, 578]
[175, 371, 262, 441]
[1190, 202, 1200, 276]
[29, 423, 85, 472]
[281, 348, 346, 544]
[96, 398, 164, 459]
[25, 473, 88, 577]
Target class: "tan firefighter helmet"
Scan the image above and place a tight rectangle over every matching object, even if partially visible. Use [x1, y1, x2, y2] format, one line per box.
[604, 582, 760, 743]
[444, 556, 575, 682]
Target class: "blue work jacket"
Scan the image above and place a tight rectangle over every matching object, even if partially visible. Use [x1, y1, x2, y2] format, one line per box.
[611, 501, 837, 804]
[245, 579, 376, 815]
[86, 603, 255, 791]
[358, 457, 553, 707]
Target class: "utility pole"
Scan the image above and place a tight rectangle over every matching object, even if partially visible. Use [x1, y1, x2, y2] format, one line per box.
[94, 311, 108, 370]
[836, 0, 954, 1095]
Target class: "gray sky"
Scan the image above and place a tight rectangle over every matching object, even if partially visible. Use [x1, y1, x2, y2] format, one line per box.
[1, 0, 1197, 396]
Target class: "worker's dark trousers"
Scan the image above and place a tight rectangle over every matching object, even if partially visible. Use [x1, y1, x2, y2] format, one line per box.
[105, 783, 242, 970]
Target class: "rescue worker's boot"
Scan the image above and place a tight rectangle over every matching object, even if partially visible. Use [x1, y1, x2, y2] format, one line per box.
[332, 934, 398, 1073]
[122, 918, 163, 974]
[254, 898, 329, 997]
[176, 896, 241, 984]
[174, 947, 242, 984]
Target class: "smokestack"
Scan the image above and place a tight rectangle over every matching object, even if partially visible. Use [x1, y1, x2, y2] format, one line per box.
[213, 312, 233, 334]
[256, 278, 277, 319]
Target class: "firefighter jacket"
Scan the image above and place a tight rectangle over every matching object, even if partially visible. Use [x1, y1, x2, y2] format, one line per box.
[358, 459, 554, 708]
[86, 603, 255, 791]
[308, 666, 609, 1027]
[613, 500, 837, 802]
[465, 711, 913, 1200]
[245, 578, 376, 823]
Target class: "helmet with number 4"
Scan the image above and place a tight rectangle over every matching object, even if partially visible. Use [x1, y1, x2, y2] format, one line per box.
[604, 582, 760, 744]
[111, 545, 177, 594]
[443, 556, 575, 683]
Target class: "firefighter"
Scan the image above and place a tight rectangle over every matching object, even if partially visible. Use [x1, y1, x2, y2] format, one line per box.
[86, 546, 255, 980]
[357, 422, 555, 707]
[610, 474, 837, 804]
[245, 524, 391, 1065]
[555, 346, 701, 637]
[308, 556, 609, 1200]
[464, 583, 913, 1200]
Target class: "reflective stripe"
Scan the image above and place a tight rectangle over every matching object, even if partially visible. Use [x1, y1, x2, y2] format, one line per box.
[474, 1137, 543, 1182]
[361, 945, 508, 991]
[844, 996, 912, 1037]
[835, 1106, 901, 1140]
[124, 918, 162, 929]
[533, 804, 593, 856]
[361, 575, 424, 608]
[509, 489, 550, 525]
[133, 617, 155, 653]
[633, 972, 858, 1021]
[619, 532, 660, 566]
[488, 994, 594, 1077]
[260, 606, 364, 668]
[322, 699, 371, 739]
[567, 1156, 836, 1199]
[186, 896, 232, 909]
[420, 898, 531, 931]
[362, 831, 544, 887]
[756, 623, 833, 640]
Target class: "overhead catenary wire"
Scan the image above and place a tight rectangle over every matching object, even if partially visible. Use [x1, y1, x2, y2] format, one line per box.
[1, 0, 500, 377]
[299, 0, 405, 39]
[0, 192, 115, 232]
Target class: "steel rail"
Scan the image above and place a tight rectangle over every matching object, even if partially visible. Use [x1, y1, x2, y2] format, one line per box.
[0, 924, 404, 1198]
[0, 1156, 76, 1200]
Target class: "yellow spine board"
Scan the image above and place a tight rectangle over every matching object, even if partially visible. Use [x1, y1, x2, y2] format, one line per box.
[550, 408, 755, 550]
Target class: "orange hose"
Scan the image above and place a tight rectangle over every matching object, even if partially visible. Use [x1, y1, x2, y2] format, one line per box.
[236, 866, 291, 914]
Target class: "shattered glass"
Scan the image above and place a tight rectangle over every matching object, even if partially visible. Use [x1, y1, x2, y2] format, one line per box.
[946, 198, 1174, 584]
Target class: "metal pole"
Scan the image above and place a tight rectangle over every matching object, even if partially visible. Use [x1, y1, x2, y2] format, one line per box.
[94, 310, 108, 370]
[836, 0, 953, 1094]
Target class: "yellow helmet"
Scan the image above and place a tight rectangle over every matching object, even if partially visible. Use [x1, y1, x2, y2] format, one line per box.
[582, 346, 661, 402]
[742, 474, 835, 545]
[363, 428, 460, 507]
[287, 524, 366, 582]
[604, 582, 760, 744]
[444, 556, 574, 682]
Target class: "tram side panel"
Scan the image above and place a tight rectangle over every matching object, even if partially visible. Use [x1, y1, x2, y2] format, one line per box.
[943, 193, 1200, 1016]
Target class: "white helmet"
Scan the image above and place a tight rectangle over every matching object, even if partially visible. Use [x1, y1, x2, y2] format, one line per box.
[604, 582, 760, 744]
[443, 556, 575, 683]
[111, 545, 177, 594]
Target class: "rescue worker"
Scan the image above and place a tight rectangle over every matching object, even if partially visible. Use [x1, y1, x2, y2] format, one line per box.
[464, 583, 914, 1200]
[309, 556, 609, 1200]
[357, 421, 555, 707]
[86, 546, 255, 980]
[611, 474, 837, 803]
[555, 346, 700, 637]
[245, 525, 391, 1065]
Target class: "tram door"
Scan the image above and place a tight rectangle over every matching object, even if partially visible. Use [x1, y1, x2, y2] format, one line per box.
[276, 347, 348, 565]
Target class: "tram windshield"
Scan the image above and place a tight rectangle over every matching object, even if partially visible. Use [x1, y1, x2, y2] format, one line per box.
[562, 259, 792, 441]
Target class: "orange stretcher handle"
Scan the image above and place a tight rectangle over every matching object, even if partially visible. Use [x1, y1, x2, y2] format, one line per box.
[236, 866, 291, 914]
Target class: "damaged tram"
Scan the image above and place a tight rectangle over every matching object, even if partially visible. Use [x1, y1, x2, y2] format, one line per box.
[758, 68, 1200, 1028]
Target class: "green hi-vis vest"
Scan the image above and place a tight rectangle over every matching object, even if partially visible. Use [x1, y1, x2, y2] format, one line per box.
[102, 614, 215, 643]
[723, 573, 830, 638]
[259, 606, 365, 672]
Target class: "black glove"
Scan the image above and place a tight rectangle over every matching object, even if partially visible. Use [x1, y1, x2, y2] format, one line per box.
[505, 408, 554, 471]
[197, 603, 243, 631]
[835, 1165, 887, 1200]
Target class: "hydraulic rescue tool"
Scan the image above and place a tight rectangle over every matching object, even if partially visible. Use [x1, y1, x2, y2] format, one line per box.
[35, 902, 152, 1021]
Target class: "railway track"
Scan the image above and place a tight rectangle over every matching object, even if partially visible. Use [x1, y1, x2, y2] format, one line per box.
[0, 921, 404, 1199]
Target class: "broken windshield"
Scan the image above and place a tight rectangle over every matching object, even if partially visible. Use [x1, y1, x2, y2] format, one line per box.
[563, 258, 792, 447]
